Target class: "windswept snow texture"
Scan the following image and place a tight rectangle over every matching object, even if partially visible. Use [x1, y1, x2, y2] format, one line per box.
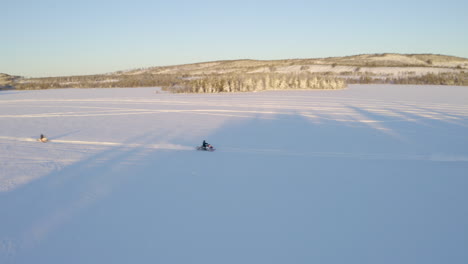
[1, 85, 468, 264]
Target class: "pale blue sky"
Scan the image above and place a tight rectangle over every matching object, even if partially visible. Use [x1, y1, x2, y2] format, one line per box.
[2, 0, 467, 77]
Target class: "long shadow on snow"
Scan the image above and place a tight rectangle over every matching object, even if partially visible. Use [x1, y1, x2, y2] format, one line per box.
[0, 132, 167, 253]
[347, 105, 468, 156]
[2, 110, 468, 264]
[105, 111, 468, 264]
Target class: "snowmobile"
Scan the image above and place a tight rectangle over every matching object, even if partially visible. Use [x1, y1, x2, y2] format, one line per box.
[196, 144, 215, 152]
[37, 134, 48, 143]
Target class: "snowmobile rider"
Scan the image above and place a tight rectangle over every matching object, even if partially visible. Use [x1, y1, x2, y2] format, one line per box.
[39, 134, 47, 143]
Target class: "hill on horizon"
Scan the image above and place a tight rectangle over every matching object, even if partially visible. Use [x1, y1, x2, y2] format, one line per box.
[119, 53, 468, 76]
[2, 53, 468, 90]
[2, 53, 467, 78]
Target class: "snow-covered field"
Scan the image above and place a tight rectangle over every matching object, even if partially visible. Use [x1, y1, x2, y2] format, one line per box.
[1, 85, 468, 264]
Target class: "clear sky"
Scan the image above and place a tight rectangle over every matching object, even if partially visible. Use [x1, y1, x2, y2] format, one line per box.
[2, 0, 467, 77]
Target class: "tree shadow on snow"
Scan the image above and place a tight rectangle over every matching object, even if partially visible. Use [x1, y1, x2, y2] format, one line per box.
[2, 108, 468, 264]
[0, 132, 168, 259]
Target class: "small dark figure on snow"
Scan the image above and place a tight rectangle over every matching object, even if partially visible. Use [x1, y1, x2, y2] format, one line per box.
[39, 134, 48, 142]
[198, 140, 214, 151]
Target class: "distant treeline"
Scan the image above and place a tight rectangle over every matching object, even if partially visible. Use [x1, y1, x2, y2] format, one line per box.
[170, 73, 346, 93]
[392, 72, 468, 86]
[11, 71, 468, 92]
[346, 72, 468, 86]
[14, 72, 346, 91]
[14, 74, 180, 90]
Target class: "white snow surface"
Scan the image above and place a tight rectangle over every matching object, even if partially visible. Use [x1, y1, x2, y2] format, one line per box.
[1, 85, 468, 264]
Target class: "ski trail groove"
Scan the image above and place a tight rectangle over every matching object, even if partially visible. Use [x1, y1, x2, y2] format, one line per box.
[0, 136, 192, 151]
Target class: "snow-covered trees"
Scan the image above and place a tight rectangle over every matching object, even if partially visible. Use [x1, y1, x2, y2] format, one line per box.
[173, 73, 347, 93]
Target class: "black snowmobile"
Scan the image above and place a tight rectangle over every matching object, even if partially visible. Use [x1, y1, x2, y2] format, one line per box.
[197, 140, 215, 152]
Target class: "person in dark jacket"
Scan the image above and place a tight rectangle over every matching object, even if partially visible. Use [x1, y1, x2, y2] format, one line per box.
[202, 140, 208, 149]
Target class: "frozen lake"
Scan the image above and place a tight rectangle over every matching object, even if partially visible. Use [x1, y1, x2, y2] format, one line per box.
[1, 85, 468, 264]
